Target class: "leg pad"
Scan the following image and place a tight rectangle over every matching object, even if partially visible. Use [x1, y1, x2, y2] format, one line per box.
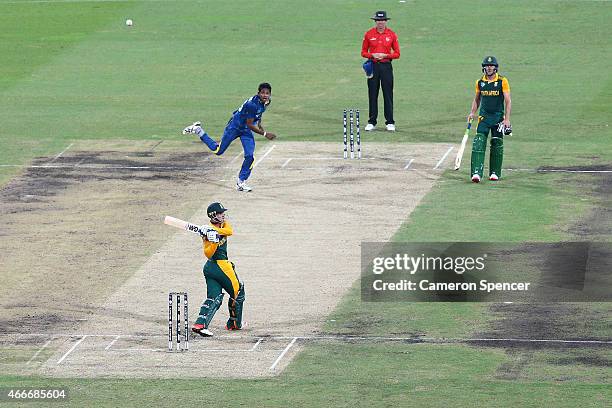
[227, 284, 245, 330]
[196, 293, 224, 328]
[470, 133, 487, 178]
[490, 137, 504, 178]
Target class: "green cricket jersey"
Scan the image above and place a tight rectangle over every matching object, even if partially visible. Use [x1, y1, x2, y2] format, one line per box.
[475, 73, 510, 117]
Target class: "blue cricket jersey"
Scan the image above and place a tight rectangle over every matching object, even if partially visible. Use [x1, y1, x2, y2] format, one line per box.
[227, 95, 267, 130]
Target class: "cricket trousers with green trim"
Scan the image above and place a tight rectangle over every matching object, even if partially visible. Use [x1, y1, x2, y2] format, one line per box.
[195, 259, 245, 329]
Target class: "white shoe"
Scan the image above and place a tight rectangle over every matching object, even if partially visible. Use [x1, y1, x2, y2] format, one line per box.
[191, 325, 214, 337]
[182, 121, 202, 135]
[386, 124, 396, 131]
[364, 123, 375, 131]
[471, 174, 481, 183]
[489, 173, 499, 181]
[236, 180, 252, 192]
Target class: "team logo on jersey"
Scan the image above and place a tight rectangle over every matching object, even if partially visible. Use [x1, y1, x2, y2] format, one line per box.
[481, 82, 485, 87]
[494, 82, 498, 87]
[386, 37, 390, 42]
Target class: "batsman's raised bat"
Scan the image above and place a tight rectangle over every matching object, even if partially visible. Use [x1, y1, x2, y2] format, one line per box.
[454, 118, 473, 170]
[164, 216, 202, 235]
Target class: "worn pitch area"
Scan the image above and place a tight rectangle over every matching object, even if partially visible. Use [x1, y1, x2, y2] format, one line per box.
[0, 140, 452, 378]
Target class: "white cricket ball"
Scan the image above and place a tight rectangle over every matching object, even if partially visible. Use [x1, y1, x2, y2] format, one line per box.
[126, 19, 133, 27]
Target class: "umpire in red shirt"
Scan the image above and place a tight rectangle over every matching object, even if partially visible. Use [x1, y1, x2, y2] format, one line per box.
[361, 11, 400, 132]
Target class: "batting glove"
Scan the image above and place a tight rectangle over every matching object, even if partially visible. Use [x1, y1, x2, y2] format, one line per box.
[504, 124, 512, 136]
[198, 226, 212, 237]
[206, 230, 220, 243]
[497, 122, 513, 136]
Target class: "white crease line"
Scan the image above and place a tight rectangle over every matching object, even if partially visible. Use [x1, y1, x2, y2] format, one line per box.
[229, 152, 242, 164]
[109, 348, 279, 353]
[105, 335, 121, 350]
[46, 143, 74, 165]
[281, 158, 293, 168]
[433, 146, 454, 169]
[250, 338, 264, 351]
[0, 164, 161, 170]
[253, 144, 276, 168]
[281, 167, 409, 172]
[5, 333, 611, 345]
[289, 157, 353, 160]
[279, 157, 377, 161]
[26, 339, 52, 364]
[404, 158, 415, 170]
[270, 337, 297, 370]
[57, 335, 87, 364]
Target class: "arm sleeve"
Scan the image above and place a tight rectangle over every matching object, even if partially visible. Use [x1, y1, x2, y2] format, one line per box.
[361, 33, 371, 59]
[502, 77, 510, 92]
[210, 221, 233, 237]
[389, 34, 400, 59]
[203, 239, 218, 259]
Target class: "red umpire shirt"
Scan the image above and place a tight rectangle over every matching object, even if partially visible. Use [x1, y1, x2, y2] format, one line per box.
[361, 27, 400, 62]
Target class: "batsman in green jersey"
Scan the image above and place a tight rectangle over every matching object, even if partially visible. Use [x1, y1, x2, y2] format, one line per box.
[468, 56, 512, 182]
[192, 202, 245, 337]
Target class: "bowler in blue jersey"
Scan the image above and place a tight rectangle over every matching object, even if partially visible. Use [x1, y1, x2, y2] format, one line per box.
[182, 83, 277, 192]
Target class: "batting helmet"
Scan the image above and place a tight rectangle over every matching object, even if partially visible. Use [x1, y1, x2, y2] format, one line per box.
[207, 202, 227, 219]
[482, 56, 499, 74]
[482, 56, 499, 67]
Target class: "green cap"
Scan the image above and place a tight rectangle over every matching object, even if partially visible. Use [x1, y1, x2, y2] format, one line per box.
[207, 202, 227, 218]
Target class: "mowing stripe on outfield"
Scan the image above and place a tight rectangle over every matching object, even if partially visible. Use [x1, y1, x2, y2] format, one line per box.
[507, 168, 612, 174]
[2, 0, 165, 3]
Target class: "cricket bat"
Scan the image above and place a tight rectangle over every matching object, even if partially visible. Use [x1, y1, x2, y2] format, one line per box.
[454, 118, 473, 170]
[164, 216, 203, 235]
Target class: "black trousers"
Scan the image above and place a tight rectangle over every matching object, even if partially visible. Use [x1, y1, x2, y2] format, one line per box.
[367, 62, 394, 125]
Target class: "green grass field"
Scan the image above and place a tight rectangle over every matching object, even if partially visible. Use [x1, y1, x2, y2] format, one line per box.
[1, 0, 610, 406]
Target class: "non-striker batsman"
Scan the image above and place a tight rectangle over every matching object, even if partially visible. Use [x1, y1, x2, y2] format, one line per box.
[467, 56, 512, 182]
